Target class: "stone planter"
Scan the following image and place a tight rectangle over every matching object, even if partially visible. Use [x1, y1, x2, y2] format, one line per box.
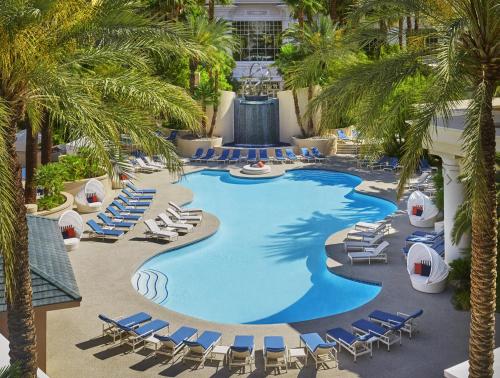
[176, 136, 223, 158]
[36, 192, 74, 219]
[292, 136, 337, 156]
[63, 173, 112, 197]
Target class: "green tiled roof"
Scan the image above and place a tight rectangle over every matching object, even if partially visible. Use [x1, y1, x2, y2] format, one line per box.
[0, 215, 81, 311]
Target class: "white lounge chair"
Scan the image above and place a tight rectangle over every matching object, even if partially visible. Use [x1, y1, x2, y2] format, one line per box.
[144, 219, 178, 241]
[344, 233, 384, 252]
[407, 190, 439, 228]
[75, 178, 105, 213]
[168, 201, 203, 214]
[143, 156, 165, 169]
[157, 213, 194, 233]
[348, 241, 389, 264]
[299, 333, 337, 369]
[354, 221, 387, 234]
[58, 210, 84, 251]
[134, 157, 161, 172]
[229, 335, 255, 372]
[263, 336, 287, 372]
[407, 172, 430, 190]
[407, 243, 449, 293]
[326, 328, 374, 362]
[167, 208, 201, 224]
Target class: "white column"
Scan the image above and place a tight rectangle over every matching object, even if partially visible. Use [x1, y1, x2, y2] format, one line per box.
[441, 154, 470, 263]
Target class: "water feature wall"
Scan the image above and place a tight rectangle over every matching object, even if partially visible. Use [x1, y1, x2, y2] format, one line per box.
[234, 96, 279, 145]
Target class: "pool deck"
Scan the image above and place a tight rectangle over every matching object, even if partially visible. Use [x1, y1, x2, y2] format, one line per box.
[46, 156, 500, 377]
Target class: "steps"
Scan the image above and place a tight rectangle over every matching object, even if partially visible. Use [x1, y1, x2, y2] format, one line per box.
[132, 269, 169, 304]
[336, 142, 360, 155]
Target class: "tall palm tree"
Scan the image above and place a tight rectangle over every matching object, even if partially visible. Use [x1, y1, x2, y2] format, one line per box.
[312, 1, 499, 376]
[284, 0, 324, 27]
[0, 1, 202, 376]
[207, 0, 232, 21]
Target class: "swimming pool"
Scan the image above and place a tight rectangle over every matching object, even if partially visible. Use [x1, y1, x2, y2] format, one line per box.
[134, 169, 397, 324]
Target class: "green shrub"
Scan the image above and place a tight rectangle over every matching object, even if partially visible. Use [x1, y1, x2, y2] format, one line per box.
[432, 168, 444, 212]
[34, 163, 66, 211]
[452, 289, 471, 311]
[37, 194, 65, 211]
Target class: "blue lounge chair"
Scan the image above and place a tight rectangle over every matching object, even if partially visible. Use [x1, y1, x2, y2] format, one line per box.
[419, 158, 436, 173]
[299, 333, 337, 369]
[285, 148, 298, 162]
[311, 147, 326, 161]
[182, 330, 222, 367]
[259, 149, 269, 163]
[165, 130, 177, 141]
[229, 335, 255, 371]
[300, 147, 315, 162]
[112, 200, 145, 214]
[97, 213, 135, 230]
[228, 149, 241, 164]
[106, 206, 142, 221]
[383, 157, 400, 171]
[118, 194, 151, 207]
[153, 326, 198, 359]
[402, 238, 444, 256]
[263, 336, 287, 371]
[120, 319, 169, 352]
[122, 188, 154, 201]
[198, 148, 215, 162]
[369, 309, 423, 338]
[326, 328, 373, 361]
[351, 319, 403, 351]
[247, 149, 257, 163]
[337, 130, 351, 141]
[87, 220, 124, 239]
[215, 149, 230, 164]
[274, 149, 287, 164]
[126, 182, 156, 194]
[369, 156, 389, 170]
[406, 230, 444, 244]
[190, 148, 204, 162]
[98, 312, 152, 342]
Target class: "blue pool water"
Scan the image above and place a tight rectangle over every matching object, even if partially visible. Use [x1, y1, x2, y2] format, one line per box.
[135, 169, 397, 324]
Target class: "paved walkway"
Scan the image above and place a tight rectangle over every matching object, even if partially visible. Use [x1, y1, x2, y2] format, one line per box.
[46, 157, 499, 377]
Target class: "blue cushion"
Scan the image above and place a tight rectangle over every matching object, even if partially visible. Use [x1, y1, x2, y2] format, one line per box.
[115, 312, 151, 327]
[231, 335, 254, 353]
[133, 319, 169, 337]
[369, 310, 405, 325]
[184, 330, 221, 350]
[326, 328, 357, 346]
[264, 336, 285, 353]
[300, 333, 336, 352]
[352, 319, 388, 336]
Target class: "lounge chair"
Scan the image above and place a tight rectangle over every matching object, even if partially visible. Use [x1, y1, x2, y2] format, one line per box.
[198, 148, 215, 163]
[419, 158, 437, 173]
[118, 194, 151, 208]
[165, 130, 177, 141]
[153, 326, 198, 360]
[157, 213, 194, 233]
[120, 319, 169, 352]
[348, 241, 389, 264]
[299, 333, 337, 369]
[402, 238, 444, 257]
[167, 208, 202, 224]
[344, 233, 384, 252]
[405, 230, 444, 245]
[215, 149, 230, 164]
[274, 149, 287, 164]
[112, 200, 146, 214]
[143, 156, 165, 169]
[134, 157, 161, 172]
[98, 312, 152, 342]
[144, 219, 178, 241]
[182, 330, 222, 367]
[285, 148, 298, 162]
[368, 156, 389, 170]
[97, 213, 136, 230]
[383, 157, 400, 171]
[326, 328, 374, 361]
[190, 148, 204, 162]
[346, 230, 383, 241]
[337, 129, 351, 141]
[311, 147, 326, 162]
[86, 220, 124, 239]
[106, 206, 142, 221]
[351, 319, 403, 351]
[369, 309, 423, 338]
[229, 335, 255, 372]
[126, 182, 156, 194]
[407, 172, 430, 190]
[263, 336, 287, 372]
[122, 188, 153, 201]
[300, 148, 315, 162]
[259, 149, 269, 163]
[247, 149, 257, 163]
[169, 201, 203, 215]
[354, 221, 388, 234]
[228, 149, 241, 164]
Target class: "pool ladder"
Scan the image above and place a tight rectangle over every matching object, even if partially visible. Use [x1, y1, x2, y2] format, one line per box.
[133, 269, 169, 304]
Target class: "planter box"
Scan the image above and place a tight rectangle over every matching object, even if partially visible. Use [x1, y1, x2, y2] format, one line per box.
[62, 174, 111, 197]
[176, 136, 223, 158]
[291, 136, 337, 155]
[36, 192, 74, 219]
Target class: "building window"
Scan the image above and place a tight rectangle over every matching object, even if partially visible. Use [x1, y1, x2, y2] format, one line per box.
[233, 21, 282, 62]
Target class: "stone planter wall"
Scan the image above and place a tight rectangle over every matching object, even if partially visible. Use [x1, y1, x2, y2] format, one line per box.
[63, 174, 112, 197]
[36, 192, 74, 219]
[176, 136, 223, 158]
[291, 136, 337, 155]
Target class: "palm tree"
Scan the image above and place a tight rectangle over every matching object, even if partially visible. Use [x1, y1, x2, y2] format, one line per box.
[207, 0, 232, 21]
[312, 1, 499, 376]
[0, 1, 202, 376]
[284, 0, 324, 27]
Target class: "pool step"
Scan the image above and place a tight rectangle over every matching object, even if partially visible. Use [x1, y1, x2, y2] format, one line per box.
[132, 269, 169, 304]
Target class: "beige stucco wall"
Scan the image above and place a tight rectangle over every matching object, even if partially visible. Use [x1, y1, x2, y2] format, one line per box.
[204, 90, 236, 142]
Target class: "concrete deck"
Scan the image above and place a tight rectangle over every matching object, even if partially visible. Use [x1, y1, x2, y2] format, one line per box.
[46, 157, 499, 377]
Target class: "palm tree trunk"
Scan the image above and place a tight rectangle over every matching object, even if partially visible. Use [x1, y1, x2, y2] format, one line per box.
[40, 112, 51, 165]
[406, 16, 412, 47]
[201, 103, 207, 137]
[208, 0, 215, 21]
[414, 15, 419, 32]
[24, 117, 37, 204]
[292, 89, 307, 137]
[468, 74, 497, 378]
[307, 85, 314, 136]
[208, 71, 219, 138]
[189, 58, 198, 96]
[398, 18, 404, 49]
[5, 111, 38, 377]
[329, 0, 337, 22]
[298, 9, 305, 28]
